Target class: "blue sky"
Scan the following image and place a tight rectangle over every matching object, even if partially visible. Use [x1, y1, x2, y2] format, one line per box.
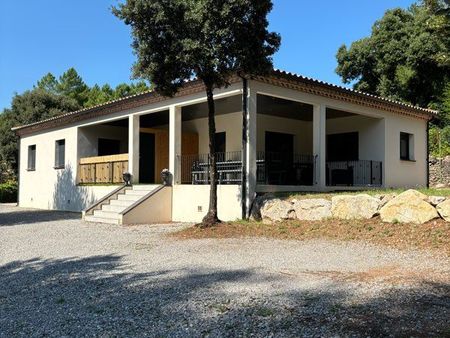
[0, 0, 416, 111]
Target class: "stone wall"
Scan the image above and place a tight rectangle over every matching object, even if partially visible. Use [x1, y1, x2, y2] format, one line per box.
[429, 156, 450, 187]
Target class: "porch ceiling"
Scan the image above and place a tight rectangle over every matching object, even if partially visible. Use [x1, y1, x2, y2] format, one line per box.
[182, 95, 242, 121]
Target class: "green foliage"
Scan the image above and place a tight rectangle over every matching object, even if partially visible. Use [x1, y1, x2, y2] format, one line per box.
[336, 1, 450, 121]
[1, 69, 151, 177]
[429, 126, 450, 157]
[113, 0, 281, 95]
[56, 68, 89, 106]
[0, 180, 18, 203]
[113, 0, 280, 223]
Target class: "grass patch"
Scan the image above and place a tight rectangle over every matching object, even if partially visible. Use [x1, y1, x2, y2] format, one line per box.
[172, 218, 450, 257]
[276, 188, 450, 201]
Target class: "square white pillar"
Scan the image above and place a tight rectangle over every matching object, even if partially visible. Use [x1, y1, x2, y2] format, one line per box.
[313, 104, 326, 188]
[169, 105, 182, 184]
[128, 114, 140, 183]
[245, 85, 257, 216]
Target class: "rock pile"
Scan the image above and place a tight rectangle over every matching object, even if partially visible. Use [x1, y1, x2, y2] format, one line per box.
[251, 189, 448, 224]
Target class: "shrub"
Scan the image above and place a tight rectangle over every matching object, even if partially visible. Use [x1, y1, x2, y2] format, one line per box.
[0, 180, 18, 203]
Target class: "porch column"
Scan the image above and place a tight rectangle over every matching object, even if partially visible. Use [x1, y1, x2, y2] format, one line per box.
[313, 103, 326, 188]
[128, 114, 140, 183]
[245, 83, 257, 217]
[169, 105, 182, 184]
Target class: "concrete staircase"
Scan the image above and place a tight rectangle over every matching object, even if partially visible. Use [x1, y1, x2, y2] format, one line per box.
[84, 185, 160, 224]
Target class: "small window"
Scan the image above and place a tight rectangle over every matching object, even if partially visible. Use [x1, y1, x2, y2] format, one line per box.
[215, 132, 226, 154]
[27, 145, 36, 171]
[400, 132, 414, 161]
[55, 139, 65, 169]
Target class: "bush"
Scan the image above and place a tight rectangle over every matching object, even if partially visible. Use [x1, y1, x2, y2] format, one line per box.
[0, 180, 18, 203]
[429, 126, 450, 158]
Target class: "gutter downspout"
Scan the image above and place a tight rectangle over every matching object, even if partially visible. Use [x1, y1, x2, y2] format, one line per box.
[241, 77, 248, 219]
[426, 119, 430, 188]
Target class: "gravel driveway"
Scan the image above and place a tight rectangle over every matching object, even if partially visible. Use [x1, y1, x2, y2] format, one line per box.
[1, 204, 449, 337]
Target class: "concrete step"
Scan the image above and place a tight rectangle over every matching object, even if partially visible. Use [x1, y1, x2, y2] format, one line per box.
[117, 194, 142, 201]
[125, 189, 150, 196]
[93, 210, 121, 219]
[132, 185, 160, 191]
[84, 215, 120, 225]
[102, 204, 128, 213]
[109, 199, 135, 207]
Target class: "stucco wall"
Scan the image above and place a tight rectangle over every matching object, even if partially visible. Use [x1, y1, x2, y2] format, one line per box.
[383, 113, 427, 188]
[172, 185, 242, 222]
[19, 125, 119, 211]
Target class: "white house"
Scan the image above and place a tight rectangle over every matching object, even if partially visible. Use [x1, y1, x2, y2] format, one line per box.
[13, 70, 436, 224]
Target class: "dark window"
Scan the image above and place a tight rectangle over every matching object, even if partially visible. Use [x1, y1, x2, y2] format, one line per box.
[327, 132, 359, 161]
[215, 132, 226, 153]
[55, 139, 65, 168]
[98, 138, 121, 156]
[27, 145, 36, 170]
[400, 132, 412, 160]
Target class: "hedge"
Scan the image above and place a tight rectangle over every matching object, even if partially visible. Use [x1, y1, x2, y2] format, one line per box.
[0, 181, 18, 203]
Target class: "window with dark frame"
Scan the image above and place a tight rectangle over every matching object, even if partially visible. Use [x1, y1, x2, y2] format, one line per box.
[55, 139, 65, 169]
[27, 145, 36, 171]
[400, 132, 411, 160]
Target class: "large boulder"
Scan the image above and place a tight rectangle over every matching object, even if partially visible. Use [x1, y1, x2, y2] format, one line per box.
[292, 198, 331, 221]
[250, 194, 275, 221]
[436, 199, 450, 221]
[331, 194, 380, 220]
[260, 199, 295, 223]
[379, 189, 439, 224]
[428, 195, 446, 206]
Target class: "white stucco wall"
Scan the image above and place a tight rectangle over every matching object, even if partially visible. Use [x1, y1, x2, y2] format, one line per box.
[18, 126, 119, 212]
[383, 113, 427, 188]
[172, 185, 242, 222]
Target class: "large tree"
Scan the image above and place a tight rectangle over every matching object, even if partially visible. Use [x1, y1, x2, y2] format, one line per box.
[336, 1, 449, 119]
[113, 0, 280, 226]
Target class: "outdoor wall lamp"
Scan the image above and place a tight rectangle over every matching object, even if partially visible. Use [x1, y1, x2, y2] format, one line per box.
[123, 172, 132, 186]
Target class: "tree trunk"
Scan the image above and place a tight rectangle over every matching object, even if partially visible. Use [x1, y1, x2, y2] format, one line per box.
[200, 84, 221, 227]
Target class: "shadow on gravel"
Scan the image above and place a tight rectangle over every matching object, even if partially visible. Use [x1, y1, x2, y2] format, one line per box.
[0, 255, 449, 337]
[0, 209, 80, 226]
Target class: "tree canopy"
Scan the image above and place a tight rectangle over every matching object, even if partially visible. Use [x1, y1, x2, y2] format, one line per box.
[336, 1, 449, 116]
[0, 68, 151, 180]
[113, 0, 280, 225]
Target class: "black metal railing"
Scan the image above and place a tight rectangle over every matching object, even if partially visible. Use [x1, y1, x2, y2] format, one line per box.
[326, 160, 382, 187]
[179, 151, 242, 184]
[178, 151, 314, 185]
[256, 152, 315, 185]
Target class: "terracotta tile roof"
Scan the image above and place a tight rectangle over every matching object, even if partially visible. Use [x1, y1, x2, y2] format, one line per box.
[13, 70, 437, 136]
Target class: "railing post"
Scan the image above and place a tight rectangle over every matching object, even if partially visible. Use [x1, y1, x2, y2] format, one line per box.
[313, 103, 326, 188]
[370, 160, 373, 185]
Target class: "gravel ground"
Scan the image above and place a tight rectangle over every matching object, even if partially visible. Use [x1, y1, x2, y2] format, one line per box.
[1, 204, 449, 337]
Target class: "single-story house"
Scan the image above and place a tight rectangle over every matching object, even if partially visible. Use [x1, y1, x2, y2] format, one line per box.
[13, 70, 437, 224]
